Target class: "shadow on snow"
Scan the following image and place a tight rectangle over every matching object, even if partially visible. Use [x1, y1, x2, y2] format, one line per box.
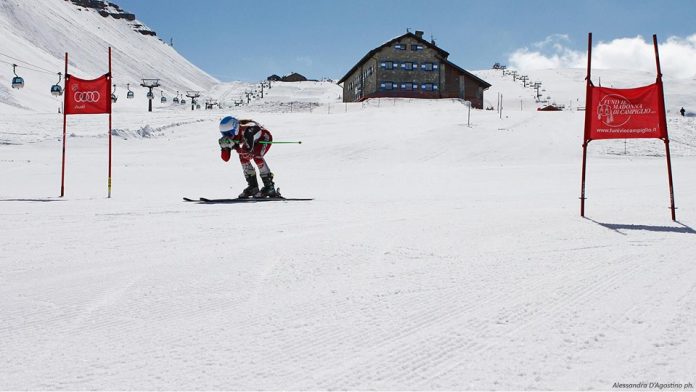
[585, 218, 696, 235]
[0, 198, 64, 202]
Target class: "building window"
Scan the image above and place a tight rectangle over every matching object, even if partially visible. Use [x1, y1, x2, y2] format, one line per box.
[380, 81, 397, 90]
[401, 62, 416, 71]
[421, 83, 439, 91]
[411, 44, 424, 51]
[400, 83, 418, 90]
[420, 62, 439, 71]
[394, 44, 406, 50]
[380, 61, 395, 70]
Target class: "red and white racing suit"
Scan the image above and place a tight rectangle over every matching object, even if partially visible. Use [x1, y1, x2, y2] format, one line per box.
[220, 120, 273, 177]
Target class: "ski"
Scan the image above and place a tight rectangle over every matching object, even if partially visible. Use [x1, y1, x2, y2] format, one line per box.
[183, 197, 312, 203]
[201, 197, 312, 203]
[185, 188, 311, 203]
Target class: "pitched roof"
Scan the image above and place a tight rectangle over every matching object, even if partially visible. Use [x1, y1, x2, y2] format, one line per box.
[338, 32, 449, 84]
[442, 59, 491, 89]
[337, 32, 489, 89]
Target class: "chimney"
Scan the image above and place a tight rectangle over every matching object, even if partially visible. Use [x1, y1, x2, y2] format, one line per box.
[415, 30, 424, 39]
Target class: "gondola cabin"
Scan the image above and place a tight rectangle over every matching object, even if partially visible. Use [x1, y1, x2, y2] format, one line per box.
[50, 84, 63, 96]
[12, 76, 24, 89]
[50, 73, 62, 96]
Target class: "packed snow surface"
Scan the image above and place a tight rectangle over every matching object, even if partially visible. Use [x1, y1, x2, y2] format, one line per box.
[2, 70, 696, 390]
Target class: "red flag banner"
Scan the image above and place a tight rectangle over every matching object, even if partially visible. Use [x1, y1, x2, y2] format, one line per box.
[64, 74, 111, 115]
[586, 83, 665, 140]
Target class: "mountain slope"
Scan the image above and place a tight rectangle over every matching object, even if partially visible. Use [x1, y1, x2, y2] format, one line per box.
[0, 0, 217, 113]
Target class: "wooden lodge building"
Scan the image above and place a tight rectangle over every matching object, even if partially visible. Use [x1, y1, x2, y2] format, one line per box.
[338, 30, 491, 108]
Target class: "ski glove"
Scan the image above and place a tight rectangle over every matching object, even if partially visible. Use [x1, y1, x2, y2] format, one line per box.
[218, 136, 236, 148]
[221, 148, 231, 162]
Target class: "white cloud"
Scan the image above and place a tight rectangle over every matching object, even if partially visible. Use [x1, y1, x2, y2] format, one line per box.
[532, 33, 571, 52]
[508, 34, 696, 79]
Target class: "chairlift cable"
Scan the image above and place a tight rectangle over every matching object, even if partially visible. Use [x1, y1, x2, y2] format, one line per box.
[0, 58, 56, 75]
[0, 51, 58, 74]
[0, 51, 159, 97]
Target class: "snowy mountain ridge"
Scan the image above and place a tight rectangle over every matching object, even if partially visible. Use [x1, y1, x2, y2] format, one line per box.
[65, 0, 157, 37]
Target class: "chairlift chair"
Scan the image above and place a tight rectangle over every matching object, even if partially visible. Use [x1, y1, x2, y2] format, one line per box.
[11, 64, 24, 89]
[160, 90, 167, 103]
[146, 91, 154, 100]
[173, 91, 180, 104]
[126, 83, 134, 99]
[50, 72, 63, 96]
[181, 99, 186, 105]
[111, 84, 118, 103]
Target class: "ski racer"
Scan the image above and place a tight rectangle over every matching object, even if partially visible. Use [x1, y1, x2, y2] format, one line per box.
[218, 116, 279, 198]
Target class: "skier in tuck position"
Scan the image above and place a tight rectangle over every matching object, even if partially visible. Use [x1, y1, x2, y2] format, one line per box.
[218, 116, 279, 198]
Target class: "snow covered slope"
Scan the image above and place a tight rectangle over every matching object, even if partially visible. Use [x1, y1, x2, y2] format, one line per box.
[207, 80, 343, 112]
[2, 68, 696, 389]
[0, 0, 217, 114]
[475, 67, 696, 115]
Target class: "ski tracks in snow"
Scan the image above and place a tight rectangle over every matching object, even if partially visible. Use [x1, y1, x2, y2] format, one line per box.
[285, 250, 641, 389]
[275, 231, 696, 390]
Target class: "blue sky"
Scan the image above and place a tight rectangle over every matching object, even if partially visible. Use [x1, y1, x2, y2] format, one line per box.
[115, 0, 695, 82]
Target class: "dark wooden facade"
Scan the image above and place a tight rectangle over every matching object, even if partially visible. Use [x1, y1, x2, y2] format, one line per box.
[267, 73, 308, 82]
[282, 72, 308, 82]
[338, 31, 491, 108]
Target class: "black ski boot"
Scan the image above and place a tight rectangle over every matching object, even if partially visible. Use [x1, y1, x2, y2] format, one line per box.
[255, 173, 279, 198]
[238, 174, 259, 198]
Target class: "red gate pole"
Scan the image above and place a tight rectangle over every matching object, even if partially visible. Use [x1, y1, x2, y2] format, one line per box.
[653, 34, 676, 220]
[580, 33, 593, 217]
[60, 52, 68, 197]
[664, 140, 676, 220]
[108, 47, 112, 198]
[580, 141, 589, 217]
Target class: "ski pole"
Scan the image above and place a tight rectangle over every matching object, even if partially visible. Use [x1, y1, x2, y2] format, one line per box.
[259, 141, 302, 144]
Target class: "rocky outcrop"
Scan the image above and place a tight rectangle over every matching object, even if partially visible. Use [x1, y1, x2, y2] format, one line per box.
[65, 0, 155, 36]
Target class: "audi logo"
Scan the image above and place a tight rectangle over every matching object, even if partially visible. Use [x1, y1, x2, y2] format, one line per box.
[73, 91, 101, 103]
